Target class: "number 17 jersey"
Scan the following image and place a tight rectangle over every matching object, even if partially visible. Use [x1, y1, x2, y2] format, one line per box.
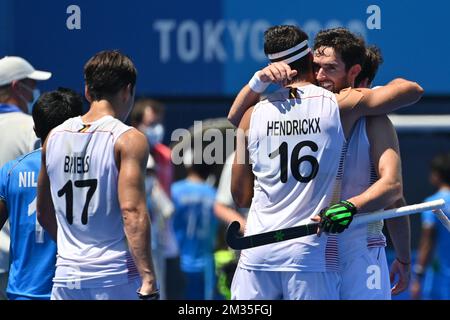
[46, 115, 139, 288]
[240, 84, 346, 272]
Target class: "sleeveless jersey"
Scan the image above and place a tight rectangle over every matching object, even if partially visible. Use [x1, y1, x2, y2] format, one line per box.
[240, 84, 346, 272]
[339, 117, 386, 263]
[45, 115, 139, 288]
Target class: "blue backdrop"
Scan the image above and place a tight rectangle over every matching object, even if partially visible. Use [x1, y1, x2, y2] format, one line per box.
[0, 0, 448, 96]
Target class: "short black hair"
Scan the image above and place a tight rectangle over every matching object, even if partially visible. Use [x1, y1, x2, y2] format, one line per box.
[355, 46, 383, 87]
[32, 88, 83, 140]
[264, 25, 312, 76]
[189, 163, 212, 181]
[431, 153, 450, 185]
[84, 50, 137, 101]
[314, 28, 366, 71]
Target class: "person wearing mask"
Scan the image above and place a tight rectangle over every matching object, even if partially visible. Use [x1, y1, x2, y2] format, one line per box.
[0, 56, 51, 299]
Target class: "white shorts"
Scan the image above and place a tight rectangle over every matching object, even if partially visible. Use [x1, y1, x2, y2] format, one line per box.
[231, 267, 340, 300]
[51, 278, 141, 300]
[339, 247, 391, 300]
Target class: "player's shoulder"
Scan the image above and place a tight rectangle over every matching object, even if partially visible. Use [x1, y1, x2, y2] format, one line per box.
[116, 127, 146, 145]
[47, 116, 79, 138]
[1, 149, 41, 176]
[2, 111, 33, 122]
[335, 87, 367, 112]
[171, 179, 189, 194]
[425, 192, 440, 202]
[204, 184, 217, 198]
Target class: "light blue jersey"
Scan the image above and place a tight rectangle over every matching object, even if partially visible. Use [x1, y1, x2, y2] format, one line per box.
[172, 179, 217, 299]
[0, 149, 56, 300]
[421, 189, 450, 299]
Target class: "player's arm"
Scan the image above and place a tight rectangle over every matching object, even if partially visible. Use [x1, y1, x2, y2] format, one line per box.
[214, 203, 247, 234]
[386, 196, 411, 295]
[346, 115, 403, 212]
[116, 129, 158, 297]
[317, 115, 403, 234]
[231, 107, 254, 208]
[339, 79, 423, 121]
[228, 62, 297, 127]
[37, 138, 58, 240]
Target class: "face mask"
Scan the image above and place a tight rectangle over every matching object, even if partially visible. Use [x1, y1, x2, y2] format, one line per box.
[145, 176, 155, 194]
[18, 82, 40, 114]
[144, 123, 164, 147]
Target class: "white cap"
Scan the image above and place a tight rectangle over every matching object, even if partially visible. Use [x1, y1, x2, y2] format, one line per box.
[0, 56, 52, 86]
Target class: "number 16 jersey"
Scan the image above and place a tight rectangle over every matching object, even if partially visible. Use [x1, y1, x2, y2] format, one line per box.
[46, 115, 139, 288]
[240, 84, 346, 272]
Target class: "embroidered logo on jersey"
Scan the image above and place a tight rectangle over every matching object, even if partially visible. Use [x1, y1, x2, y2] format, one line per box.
[78, 124, 91, 133]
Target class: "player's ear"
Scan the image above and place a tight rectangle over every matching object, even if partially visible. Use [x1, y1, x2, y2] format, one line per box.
[84, 85, 92, 103]
[348, 64, 362, 85]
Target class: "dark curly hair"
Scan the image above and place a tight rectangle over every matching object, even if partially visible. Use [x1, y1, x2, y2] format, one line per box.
[314, 28, 366, 71]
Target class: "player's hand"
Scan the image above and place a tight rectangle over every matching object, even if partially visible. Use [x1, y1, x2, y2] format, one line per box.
[390, 258, 411, 295]
[137, 279, 160, 300]
[318, 200, 357, 234]
[259, 62, 298, 85]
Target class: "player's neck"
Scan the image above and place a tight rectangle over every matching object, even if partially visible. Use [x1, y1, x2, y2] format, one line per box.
[187, 173, 205, 184]
[286, 73, 316, 88]
[82, 100, 118, 123]
[3, 96, 26, 113]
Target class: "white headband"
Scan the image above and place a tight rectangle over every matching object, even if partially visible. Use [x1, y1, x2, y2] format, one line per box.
[267, 40, 310, 64]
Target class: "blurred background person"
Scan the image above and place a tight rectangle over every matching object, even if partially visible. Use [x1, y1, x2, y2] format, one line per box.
[213, 151, 248, 299]
[0, 56, 51, 300]
[214, 151, 247, 234]
[411, 153, 450, 300]
[131, 98, 182, 299]
[172, 151, 218, 299]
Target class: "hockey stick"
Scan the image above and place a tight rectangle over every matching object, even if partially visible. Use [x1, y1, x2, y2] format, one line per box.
[433, 209, 450, 232]
[226, 199, 447, 250]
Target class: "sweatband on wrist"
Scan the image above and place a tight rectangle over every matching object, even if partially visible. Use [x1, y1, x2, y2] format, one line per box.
[248, 71, 270, 93]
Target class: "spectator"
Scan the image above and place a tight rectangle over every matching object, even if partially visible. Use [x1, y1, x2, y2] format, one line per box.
[172, 155, 218, 299]
[0, 56, 51, 300]
[130, 98, 182, 299]
[0, 88, 83, 299]
[411, 153, 450, 299]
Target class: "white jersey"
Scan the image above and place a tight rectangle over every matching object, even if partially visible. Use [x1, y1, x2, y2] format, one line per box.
[339, 117, 386, 263]
[46, 115, 139, 288]
[240, 84, 346, 272]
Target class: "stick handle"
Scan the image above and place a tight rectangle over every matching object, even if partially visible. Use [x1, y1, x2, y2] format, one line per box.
[352, 199, 446, 226]
[433, 209, 450, 232]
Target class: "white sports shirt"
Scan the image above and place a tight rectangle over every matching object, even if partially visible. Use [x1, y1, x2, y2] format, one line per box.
[46, 115, 140, 288]
[240, 84, 347, 272]
[339, 117, 386, 263]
